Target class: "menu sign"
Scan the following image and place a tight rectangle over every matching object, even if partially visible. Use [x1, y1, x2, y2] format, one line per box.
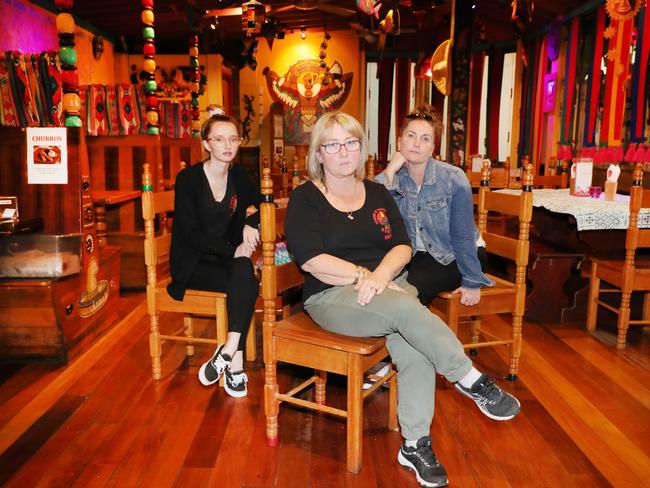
[573, 158, 593, 196]
[26, 127, 68, 184]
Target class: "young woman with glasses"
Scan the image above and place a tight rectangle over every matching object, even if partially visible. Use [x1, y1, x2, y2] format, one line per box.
[285, 111, 519, 488]
[375, 106, 494, 308]
[167, 114, 260, 397]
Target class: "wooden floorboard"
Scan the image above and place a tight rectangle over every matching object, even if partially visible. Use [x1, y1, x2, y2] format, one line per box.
[0, 291, 648, 487]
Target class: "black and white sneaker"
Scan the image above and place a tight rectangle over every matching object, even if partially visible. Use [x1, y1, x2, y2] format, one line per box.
[454, 374, 521, 421]
[198, 344, 231, 386]
[224, 369, 248, 398]
[397, 436, 448, 488]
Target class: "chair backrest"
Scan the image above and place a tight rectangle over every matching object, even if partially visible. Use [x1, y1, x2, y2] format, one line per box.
[142, 163, 175, 274]
[532, 160, 569, 189]
[627, 163, 650, 261]
[477, 160, 534, 274]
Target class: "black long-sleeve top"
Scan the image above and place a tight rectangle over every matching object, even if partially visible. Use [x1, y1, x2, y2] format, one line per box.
[167, 162, 261, 300]
[285, 180, 411, 302]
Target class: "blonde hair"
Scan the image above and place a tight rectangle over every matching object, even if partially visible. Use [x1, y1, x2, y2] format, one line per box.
[306, 111, 368, 185]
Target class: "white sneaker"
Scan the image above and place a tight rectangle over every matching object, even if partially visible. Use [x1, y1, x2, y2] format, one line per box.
[363, 362, 392, 390]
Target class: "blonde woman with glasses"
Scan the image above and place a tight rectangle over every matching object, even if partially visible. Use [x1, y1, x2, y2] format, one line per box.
[285, 111, 519, 488]
[168, 114, 260, 397]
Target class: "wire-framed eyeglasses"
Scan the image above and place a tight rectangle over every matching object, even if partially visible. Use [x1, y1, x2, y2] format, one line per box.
[207, 136, 242, 147]
[406, 112, 434, 122]
[320, 139, 362, 154]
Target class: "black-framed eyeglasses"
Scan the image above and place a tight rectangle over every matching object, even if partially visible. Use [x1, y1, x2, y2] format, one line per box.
[207, 136, 242, 147]
[320, 139, 362, 154]
[406, 112, 434, 122]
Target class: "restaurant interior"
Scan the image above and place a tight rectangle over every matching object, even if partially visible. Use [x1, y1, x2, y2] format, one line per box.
[0, 0, 648, 486]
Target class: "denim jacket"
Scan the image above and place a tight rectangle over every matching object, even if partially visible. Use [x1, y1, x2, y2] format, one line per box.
[375, 158, 494, 289]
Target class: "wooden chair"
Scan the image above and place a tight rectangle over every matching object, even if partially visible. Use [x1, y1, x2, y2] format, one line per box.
[532, 160, 569, 189]
[141, 163, 256, 380]
[260, 168, 398, 473]
[429, 161, 534, 380]
[586, 163, 650, 349]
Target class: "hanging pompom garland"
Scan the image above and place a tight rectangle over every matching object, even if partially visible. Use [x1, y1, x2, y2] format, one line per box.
[142, 0, 159, 135]
[189, 34, 201, 138]
[56, 0, 81, 127]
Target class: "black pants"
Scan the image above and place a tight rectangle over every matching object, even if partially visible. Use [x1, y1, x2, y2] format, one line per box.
[406, 248, 488, 305]
[186, 256, 258, 351]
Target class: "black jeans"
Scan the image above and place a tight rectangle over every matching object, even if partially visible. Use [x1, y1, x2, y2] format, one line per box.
[406, 248, 488, 305]
[186, 256, 258, 350]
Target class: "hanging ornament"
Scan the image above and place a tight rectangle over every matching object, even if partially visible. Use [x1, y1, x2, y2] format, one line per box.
[142, 0, 158, 135]
[189, 33, 201, 138]
[242, 1, 265, 37]
[55, 0, 81, 127]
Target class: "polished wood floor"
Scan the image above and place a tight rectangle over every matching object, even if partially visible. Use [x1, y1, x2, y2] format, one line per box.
[0, 291, 648, 488]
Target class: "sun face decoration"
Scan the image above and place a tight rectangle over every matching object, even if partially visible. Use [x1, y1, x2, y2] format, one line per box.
[606, 0, 642, 21]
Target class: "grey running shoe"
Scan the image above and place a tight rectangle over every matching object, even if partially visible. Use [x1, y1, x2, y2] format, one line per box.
[198, 344, 231, 386]
[224, 369, 248, 398]
[454, 374, 521, 421]
[397, 436, 448, 487]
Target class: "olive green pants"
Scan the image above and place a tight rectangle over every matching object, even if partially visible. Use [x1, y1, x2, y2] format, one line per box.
[304, 274, 472, 440]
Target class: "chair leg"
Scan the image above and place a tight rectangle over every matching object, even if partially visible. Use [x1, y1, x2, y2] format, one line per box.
[315, 370, 327, 405]
[264, 360, 279, 447]
[346, 354, 363, 474]
[148, 312, 162, 380]
[388, 368, 399, 432]
[616, 292, 632, 350]
[508, 313, 523, 381]
[216, 298, 228, 388]
[245, 316, 256, 362]
[184, 315, 194, 356]
[469, 317, 481, 356]
[586, 263, 600, 332]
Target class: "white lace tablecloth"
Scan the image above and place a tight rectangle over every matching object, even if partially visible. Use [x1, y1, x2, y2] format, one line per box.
[495, 188, 650, 231]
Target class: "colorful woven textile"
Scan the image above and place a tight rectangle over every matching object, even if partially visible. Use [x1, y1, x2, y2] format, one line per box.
[159, 99, 191, 139]
[116, 84, 140, 135]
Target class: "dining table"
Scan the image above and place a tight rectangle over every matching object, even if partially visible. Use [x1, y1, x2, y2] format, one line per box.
[494, 188, 649, 324]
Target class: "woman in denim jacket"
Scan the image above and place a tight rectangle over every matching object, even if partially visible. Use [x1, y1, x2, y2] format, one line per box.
[375, 108, 494, 306]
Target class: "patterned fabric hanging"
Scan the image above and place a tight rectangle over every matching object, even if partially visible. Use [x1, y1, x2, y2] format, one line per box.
[583, 5, 606, 147]
[630, 5, 649, 143]
[559, 17, 579, 148]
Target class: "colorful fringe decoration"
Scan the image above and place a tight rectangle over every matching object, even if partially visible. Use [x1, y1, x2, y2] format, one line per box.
[630, 5, 649, 143]
[583, 4, 606, 147]
[188, 34, 201, 138]
[602, 16, 634, 146]
[560, 17, 579, 146]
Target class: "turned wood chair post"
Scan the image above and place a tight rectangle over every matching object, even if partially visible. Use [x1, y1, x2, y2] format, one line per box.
[366, 154, 375, 180]
[261, 167, 280, 446]
[347, 353, 364, 473]
[142, 163, 162, 379]
[292, 155, 300, 190]
[510, 163, 533, 379]
[618, 163, 642, 348]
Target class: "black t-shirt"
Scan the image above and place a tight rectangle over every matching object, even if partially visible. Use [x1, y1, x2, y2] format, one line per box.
[285, 179, 411, 301]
